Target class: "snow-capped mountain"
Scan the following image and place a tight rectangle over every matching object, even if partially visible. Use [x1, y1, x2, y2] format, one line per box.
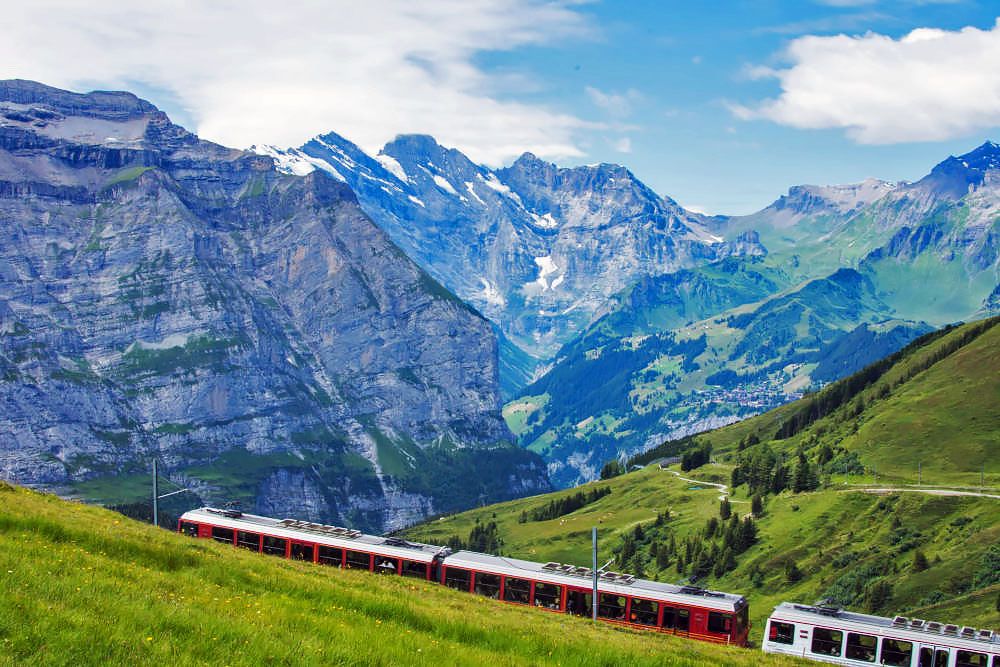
[255, 133, 764, 392]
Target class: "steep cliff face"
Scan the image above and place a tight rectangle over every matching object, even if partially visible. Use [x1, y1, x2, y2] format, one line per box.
[0, 80, 549, 531]
[256, 134, 764, 393]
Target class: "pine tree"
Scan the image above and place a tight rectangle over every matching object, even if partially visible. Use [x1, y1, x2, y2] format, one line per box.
[771, 464, 788, 494]
[719, 497, 732, 520]
[738, 516, 758, 552]
[793, 453, 817, 492]
[864, 580, 893, 613]
[912, 550, 929, 572]
[751, 494, 763, 516]
[656, 541, 672, 570]
[784, 561, 802, 583]
[705, 516, 719, 539]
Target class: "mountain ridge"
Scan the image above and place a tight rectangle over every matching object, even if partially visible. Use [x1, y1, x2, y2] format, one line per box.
[0, 79, 549, 532]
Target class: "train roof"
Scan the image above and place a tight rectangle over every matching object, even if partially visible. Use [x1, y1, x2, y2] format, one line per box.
[445, 550, 746, 612]
[180, 507, 448, 563]
[770, 602, 1000, 650]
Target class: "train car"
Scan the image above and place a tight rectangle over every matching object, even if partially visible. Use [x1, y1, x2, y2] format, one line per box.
[178, 507, 449, 579]
[762, 602, 1000, 667]
[441, 551, 750, 645]
[179, 507, 750, 647]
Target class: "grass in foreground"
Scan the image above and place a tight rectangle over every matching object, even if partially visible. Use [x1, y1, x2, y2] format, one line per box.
[0, 483, 803, 666]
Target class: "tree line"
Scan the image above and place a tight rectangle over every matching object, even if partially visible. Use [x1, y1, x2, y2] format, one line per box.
[518, 486, 611, 523]
[612, 501, 759, 583]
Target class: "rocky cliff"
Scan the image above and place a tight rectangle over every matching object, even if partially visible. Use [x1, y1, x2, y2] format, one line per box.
[256, 134, 764, 393]
[0, 80, 549, 531]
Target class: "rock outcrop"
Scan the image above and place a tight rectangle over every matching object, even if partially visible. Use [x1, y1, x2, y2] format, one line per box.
[0, 80, 549, 531]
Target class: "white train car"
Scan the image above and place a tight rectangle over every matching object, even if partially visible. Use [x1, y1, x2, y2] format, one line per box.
[762, 602, 999, 667]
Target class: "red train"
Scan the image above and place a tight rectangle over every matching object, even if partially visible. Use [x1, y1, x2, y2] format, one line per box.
[179, 507, 751, 646]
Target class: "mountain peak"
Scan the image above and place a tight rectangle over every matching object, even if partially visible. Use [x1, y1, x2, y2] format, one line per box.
[383, 133, 445, 157]
[914, 139, 1000, 199]
[0, 78, 158, 119]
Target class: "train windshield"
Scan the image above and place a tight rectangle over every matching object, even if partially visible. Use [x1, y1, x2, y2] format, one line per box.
[733, 605, 749, 640]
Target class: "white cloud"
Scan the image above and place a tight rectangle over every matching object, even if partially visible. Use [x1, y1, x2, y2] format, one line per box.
[612, 137, 632, 153]
[0, 0, 594, 164]
[585, 86, 643, 117]
[731, 19, 1000, 144]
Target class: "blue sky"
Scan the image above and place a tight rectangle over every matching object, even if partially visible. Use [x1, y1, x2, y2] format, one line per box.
[2, 1, 999, 214]
[477, 1, 1000, 213]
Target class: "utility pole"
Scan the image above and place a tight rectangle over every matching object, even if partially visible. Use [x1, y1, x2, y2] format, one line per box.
[591, 526, 598, 624]
[918, 461, 921, 486]
[152, 458, 159, 528]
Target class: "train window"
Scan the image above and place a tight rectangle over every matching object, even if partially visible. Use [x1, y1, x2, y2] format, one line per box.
[768, 621, 794, 644]
[880, 638, 913, 666]
[290, 543, 315, 561]
[180, 522, 199, 537]
[237, 531, 260, 551]
[533, 583, 562, 610]
[503, 577, 531, 604]
[473, 573, 500, 599]
[845, 632, 877, 662]
[375, 556, 398, 574]
[345, 550, 371, 570]
[444, 567, 471, 592]
[401, 560, 427, 579]
[565, 590, 591, 616]
[662, 607, 690, 631]
[598, 594, 627, 620]
[708, 612, 732, 634]
[262, 536, 286, 556]
[629, 598, 658, 626]
[957, 651, 989, 667]
[318, 546, 342, 566]
[211, 527, 234, 544]
[811, 628, 843, 657]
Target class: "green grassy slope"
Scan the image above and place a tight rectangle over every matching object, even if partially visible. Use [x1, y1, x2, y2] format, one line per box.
[0, 483, 804, 666]
[676, 316, 1000, 487]
[407, 319, 1000, 639]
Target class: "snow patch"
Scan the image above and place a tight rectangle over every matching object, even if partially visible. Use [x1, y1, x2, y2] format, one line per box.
[482, 173, 524, 206]
[126, 331, 202, 354]
[252, 145, 315, 176]
[478, 278, 506, 307]
[408, 195, 426, 207]
[432, 174, 458, 196]
[528, 212, 559, 229]
[375, 153, 409, 183]
[464, 181, 485, 206]
[530, 255, 563, 291]
[252, 145, 347, 181]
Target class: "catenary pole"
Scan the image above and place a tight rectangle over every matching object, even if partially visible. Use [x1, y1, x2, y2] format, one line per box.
[592, 526, 598, 624]
[152, 458, 158, 528]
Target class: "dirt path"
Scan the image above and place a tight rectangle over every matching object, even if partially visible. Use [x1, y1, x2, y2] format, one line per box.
[662, 468, 1000, 502]
[664, 470, 735, 502]
[847, 487, 1000, 500]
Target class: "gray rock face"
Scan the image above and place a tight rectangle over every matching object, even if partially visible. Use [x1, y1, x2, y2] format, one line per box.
[0, 80, 549, 532]
[256, 134, 764, 393]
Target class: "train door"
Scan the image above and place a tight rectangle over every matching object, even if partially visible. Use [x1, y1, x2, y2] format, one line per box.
[918, 646, 951, 667]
